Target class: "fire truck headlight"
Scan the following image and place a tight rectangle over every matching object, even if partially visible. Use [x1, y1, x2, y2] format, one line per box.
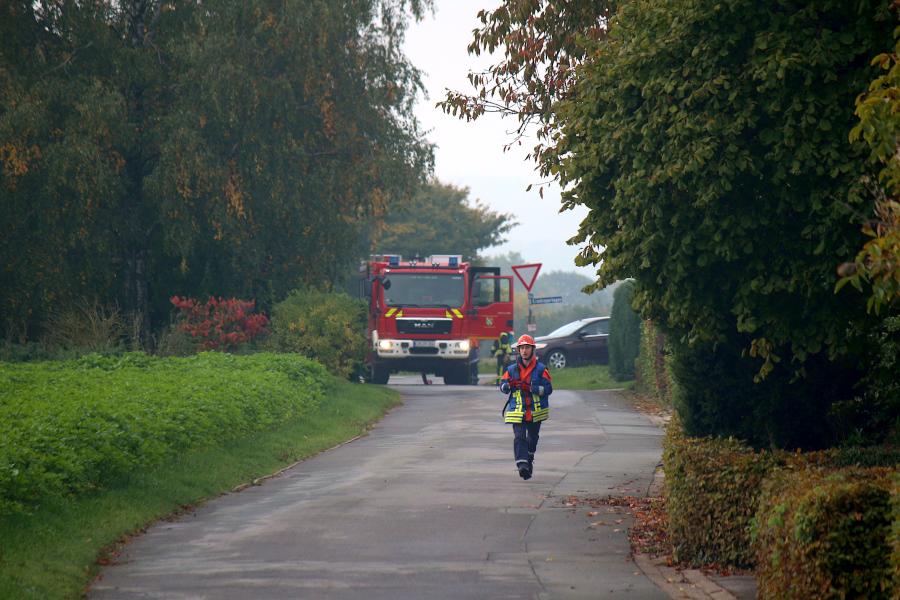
[378, 340, 393, 350]
[458, 340, 470, 352]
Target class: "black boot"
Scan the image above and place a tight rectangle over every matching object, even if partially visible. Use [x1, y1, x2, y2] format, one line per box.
[517, 461, 532, 480]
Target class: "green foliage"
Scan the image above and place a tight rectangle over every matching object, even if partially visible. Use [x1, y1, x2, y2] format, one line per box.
[893, 472, 900, 593]
[663, 420, 783, 567]
[609, 280, 641, 380]
[669, 333, 867, 450]
[838, 32, 900, 314]
[377, 180, 514, 263]
[635, 320, 674, 405]
[0, 0, 432, 341]
[829, 316, 900, 446]
[268, 290, 367, 378]
[0, 352, 329, 515]
[665, 417, 900, 569]
[753, 468, 895, 599]
[550, 0, 895, 446]
[0, 376, 399, 600]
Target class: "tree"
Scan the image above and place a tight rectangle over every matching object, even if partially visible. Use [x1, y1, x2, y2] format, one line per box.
[839, 33, 900, 315]
[548, 0, 894, 447]
[0, 0, 432, 341]
[609, 280, 640, 381]
[375, 180, 513, 262]
[553, 0, 893, 372]
[438, 1, 613, 176]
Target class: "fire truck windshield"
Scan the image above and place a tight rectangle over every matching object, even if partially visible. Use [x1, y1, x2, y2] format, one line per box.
[383, 273, 465, 308]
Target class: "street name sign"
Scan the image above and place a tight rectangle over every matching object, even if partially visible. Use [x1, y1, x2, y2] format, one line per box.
[529, 296, 563, 305]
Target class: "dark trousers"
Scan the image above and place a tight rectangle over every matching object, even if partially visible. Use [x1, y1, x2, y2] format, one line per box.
[512, 420, 541, 468]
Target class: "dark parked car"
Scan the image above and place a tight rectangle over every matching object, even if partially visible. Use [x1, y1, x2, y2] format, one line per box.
[534, 317, 610, 369]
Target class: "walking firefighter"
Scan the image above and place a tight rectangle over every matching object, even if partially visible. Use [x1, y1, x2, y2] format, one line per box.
[499, 334, 553, 480]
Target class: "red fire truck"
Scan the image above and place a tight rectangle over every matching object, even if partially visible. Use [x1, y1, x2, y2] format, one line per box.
[359, 254, 514, 385]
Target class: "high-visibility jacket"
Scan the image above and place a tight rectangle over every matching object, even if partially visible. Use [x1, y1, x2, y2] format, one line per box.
[492, 333, 511, 358]
[501, 358, 552, 424]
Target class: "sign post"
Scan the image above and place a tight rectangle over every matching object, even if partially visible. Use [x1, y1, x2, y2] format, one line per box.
[511, 264, 542, 335]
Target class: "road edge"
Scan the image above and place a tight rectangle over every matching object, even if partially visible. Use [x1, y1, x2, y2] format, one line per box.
[625, 392, 742, 600]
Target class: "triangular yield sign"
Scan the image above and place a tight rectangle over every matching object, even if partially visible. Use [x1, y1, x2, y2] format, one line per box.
[511, 263, 542, 292]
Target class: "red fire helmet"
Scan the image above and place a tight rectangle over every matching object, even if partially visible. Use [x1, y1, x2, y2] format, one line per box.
[515, 334, 536, 348]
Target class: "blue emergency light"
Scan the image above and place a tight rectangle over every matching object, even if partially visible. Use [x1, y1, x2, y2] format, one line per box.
[449, 256, 458, 267]
[388, 255, 400, 266]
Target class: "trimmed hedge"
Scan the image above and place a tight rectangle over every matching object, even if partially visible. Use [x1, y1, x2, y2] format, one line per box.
[609, 280, 641, 381]
[0, 352, 329, 515]
[753, 468, 895, 599]
[664, 419, 900, 568]
[664, 422, 783, 567]
[635, 319, 675, 405]
[893, 472, 900, 593]
[268, 289, 367, 378]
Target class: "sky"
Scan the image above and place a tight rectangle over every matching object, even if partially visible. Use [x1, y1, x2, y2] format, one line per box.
[402, 1, 595, 277]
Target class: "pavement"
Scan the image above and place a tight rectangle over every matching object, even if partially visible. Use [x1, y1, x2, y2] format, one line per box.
[91, 376, 676, 599]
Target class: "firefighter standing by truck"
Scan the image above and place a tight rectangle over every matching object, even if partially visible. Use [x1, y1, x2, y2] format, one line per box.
[499, 335, 552, 480]
[491, 331, 512, 384]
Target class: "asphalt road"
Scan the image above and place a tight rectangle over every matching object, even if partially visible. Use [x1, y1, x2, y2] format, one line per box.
[90, 375, 666, 599]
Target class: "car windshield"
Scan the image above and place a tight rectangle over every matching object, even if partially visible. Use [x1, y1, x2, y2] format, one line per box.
[383, 273, 465, 308]
[544, 320, 590, 338]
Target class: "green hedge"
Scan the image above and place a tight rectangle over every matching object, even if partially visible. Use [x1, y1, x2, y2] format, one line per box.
[753, 468, 895, 599]
[664, 421, 783, 567]
[893, 473, 900, 593]
[0, 352, 329, 515]
[268, 289, 367, 378]
[609, 280, 641, 381]
[635, 319, 675, 405]
[664, 419, 900, 568]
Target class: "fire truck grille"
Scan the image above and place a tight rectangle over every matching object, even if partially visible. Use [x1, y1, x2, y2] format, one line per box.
[395, 319, 453, 335]
[409, 347, 440, 355]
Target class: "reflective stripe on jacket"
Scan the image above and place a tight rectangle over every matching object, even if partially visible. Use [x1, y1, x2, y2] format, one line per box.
[501, 359, 552, 424]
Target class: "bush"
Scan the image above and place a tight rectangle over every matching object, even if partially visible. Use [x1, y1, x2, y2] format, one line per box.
[893, 473, 900, 593]
[828, 315, 900, 446]
[268, 289, 367, 378]
[669, 334, 864, 450]
[0, 352, 329, 515]
[154, 323, 200, 357]
[664, 420, 784, 567]
[635, 319, 674, 405]
[753, 468, 895, 599]
[609, 280, 641, 381]
[170, 296, 269, 352]
[42, 302, 126, 354]
[663, 419, 900, 569]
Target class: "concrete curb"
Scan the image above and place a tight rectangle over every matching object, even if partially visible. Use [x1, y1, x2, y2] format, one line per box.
[633, 555, 739, 600]
[627, 393, 746, 600]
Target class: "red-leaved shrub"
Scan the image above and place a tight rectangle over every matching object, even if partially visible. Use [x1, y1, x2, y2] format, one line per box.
[170, 296, 269, 351]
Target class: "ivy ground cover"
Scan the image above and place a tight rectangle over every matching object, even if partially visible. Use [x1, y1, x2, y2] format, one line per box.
[0, 352, 330, 515]
[0, 353, 399, 598]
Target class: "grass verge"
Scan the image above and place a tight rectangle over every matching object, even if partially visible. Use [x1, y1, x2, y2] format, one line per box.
[0, 378, 399, 600]
[550, 364, 630, 391]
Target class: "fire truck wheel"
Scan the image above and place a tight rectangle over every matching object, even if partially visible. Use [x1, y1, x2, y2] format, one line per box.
[370, 364, 390, 385]
[442, 363, 469, 385]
